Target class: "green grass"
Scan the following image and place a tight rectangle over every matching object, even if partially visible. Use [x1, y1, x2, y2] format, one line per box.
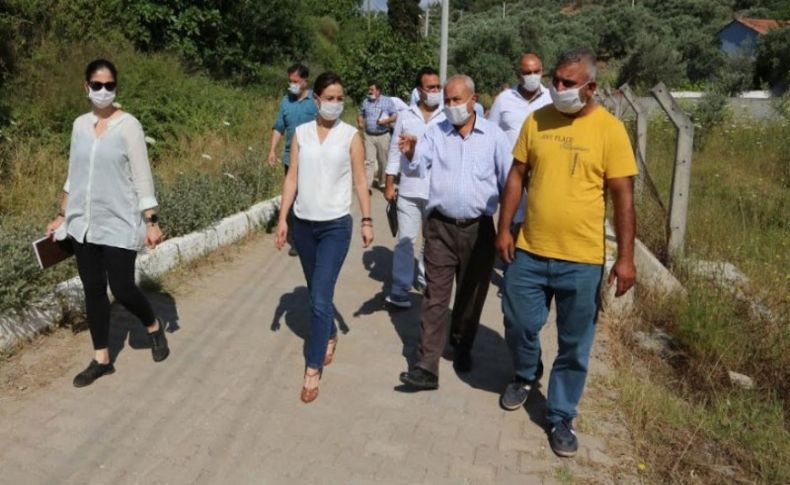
[616, 110, 790, 483]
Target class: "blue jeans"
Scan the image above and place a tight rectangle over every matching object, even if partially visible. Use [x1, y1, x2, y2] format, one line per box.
[293, 214, 353, 369]
[502, 250, 603, 424]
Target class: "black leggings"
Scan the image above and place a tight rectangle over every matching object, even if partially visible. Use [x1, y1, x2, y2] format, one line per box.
[72, 240, 156, 350]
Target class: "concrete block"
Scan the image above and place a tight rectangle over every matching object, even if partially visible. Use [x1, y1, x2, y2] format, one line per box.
[171, 232, 208, 265]
[245, 198, 279, 229]
[135, 240, 181, 281]
[605, 221, 685, 300]
[203, 227, 219, 253]
[0, 294, 63, 352]
[214, 213, 249, 247]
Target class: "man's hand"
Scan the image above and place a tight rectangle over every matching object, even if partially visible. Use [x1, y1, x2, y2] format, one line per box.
[607, 257, 636, 297]
[384, 184, 397, 203]
[495, 230, 516, 265]
[398, 134, 418, 160]
[275, 220, 288, 250]
[267, 150, 277, 167]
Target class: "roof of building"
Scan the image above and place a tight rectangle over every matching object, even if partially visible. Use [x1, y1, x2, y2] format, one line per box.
[719, 17, 788, 36]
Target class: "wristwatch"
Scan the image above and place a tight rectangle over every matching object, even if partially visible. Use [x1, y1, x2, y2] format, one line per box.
[145, 214, 160, 225]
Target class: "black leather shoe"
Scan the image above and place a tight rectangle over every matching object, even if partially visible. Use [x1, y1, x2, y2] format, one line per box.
[73, 360, 115, 388]
[453, 349, 473, 373]
[149, 320, 170, 362]
[399, 367, 438, 390]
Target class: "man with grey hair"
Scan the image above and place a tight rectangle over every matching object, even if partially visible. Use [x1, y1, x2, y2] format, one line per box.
[496, 47, 637, 457]
[396, 74, 512, 389]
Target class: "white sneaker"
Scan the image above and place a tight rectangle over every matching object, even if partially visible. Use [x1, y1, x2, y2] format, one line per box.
[385, 295, 412, 309]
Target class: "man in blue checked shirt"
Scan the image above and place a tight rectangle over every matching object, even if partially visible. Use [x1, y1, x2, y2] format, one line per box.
[397, 74, 512, 390]
[357, 80, 398, 190]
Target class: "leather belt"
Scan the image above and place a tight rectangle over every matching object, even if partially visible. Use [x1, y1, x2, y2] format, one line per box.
[429, 210, 486, 228]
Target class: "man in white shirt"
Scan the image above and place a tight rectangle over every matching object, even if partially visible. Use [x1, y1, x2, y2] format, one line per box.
[383, 67, 445, 309]
[488, 53, 552, 230]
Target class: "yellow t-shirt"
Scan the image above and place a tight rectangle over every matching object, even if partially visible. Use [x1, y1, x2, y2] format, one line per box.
[512, 105, 638, 264]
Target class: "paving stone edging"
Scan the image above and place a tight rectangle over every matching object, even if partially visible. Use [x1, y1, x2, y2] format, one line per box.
[0, 196, 281, 352]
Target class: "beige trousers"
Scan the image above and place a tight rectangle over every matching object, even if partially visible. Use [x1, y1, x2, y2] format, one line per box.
[363, 132, 391, 189]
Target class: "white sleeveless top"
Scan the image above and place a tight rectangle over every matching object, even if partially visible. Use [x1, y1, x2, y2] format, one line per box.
[293, 120, 359, 221]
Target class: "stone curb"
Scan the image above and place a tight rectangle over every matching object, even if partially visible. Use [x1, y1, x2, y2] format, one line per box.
[0, 196, 281, 352]
[602, 222, 685, 319]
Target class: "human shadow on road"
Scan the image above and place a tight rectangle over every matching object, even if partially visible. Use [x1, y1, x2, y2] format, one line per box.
[270, 286, 350, 359]
[107, 288, 180, 363]
[353, 245, 392, 317]
[354, 245, 424, 370]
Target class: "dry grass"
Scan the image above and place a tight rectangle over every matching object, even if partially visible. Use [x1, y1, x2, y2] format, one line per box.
[607, 112, 790, 484]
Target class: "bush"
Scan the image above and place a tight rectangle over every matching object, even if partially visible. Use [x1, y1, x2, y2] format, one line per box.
[0, 222, 76, 310]
[157, 154, 279, 238]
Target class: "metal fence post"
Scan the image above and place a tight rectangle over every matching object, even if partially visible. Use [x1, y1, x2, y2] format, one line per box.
[650, 82, 694, 265]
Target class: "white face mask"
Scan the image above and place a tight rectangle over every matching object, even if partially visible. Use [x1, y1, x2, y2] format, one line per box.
[549, 83, 589, 114]
[444, 100, 473, 126]
[288, 82, 302, 96]
[318, 100, 344, 121]
[88, 87, 116, 109]
[423, 91, 442, 108]
[522, 74, 542, 92]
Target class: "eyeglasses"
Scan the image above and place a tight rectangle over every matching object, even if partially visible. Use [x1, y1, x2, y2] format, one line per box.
[88, 81, 117, 92]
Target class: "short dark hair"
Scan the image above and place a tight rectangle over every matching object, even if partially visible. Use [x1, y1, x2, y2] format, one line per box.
[554, 47, 597, 81]
[367, 79, 383, 91]
[85, 59, 117, 83]
[287, 63, 309, 79]
[414, 67, 439, 88]
[313, 71, 343, 97]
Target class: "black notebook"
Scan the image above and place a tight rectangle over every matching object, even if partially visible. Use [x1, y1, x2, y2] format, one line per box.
[32, 236, 74, 270]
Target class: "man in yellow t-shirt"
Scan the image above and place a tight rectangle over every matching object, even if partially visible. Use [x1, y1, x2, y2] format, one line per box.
[495, 48, 638, 458]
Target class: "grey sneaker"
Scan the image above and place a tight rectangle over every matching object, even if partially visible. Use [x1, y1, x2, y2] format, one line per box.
[385, 294, 412, 309]
[549, 419, 578, 457]
[500, 378, 532, 410]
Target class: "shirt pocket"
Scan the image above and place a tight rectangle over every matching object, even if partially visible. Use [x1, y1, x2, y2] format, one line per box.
[473, 147, 496, 180]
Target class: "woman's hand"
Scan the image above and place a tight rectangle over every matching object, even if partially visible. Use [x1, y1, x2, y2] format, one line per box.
[46, 216, 64, 240]
[361, 224, 374, 248]
[275, 220, 288, 250]
[145, 224, 164, 249]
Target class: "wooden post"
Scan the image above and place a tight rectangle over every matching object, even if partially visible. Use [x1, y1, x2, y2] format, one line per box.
[650, 82, 694, 265]
[619, 84, 647, 194]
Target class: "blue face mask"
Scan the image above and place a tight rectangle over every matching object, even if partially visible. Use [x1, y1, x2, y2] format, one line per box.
[367, 94, 377, 102]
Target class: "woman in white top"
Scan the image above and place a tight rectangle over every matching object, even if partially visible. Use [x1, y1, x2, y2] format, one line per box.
[46, 59, 169, 388]
[275, 72, 373, 403]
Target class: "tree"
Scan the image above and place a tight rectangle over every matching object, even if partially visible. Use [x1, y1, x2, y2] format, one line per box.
[117, 0, 312, 81]
[617, 33, 686, 91]
[388, 0, 421, 41]
[337, 18, 433, 101]
[755, 27, 790, 90]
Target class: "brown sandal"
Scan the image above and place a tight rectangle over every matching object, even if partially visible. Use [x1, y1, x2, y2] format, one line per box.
[324, 336, 339, 366]
[300, 368, 321, 403]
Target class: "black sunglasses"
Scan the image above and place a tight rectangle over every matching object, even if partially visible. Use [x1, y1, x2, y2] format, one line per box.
[88, 81, 117, 92]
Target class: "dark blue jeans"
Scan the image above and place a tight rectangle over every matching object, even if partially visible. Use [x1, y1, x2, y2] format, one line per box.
[292, 214, 353, 369]
[502, 250, 603, 424]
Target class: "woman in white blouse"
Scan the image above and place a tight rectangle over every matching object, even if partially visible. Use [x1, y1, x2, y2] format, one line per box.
[275, 71, 373, 403]
[46, 59, 169, 388]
